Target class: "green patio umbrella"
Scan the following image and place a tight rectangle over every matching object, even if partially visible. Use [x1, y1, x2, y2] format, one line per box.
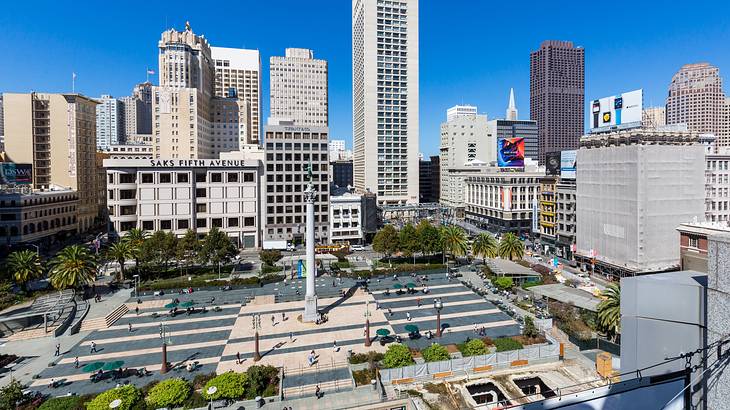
[164, 302, 178, 309]
[404, 324, 419, 333]
[81, 362, 105, 372]
[376, 328, 391, 337]
[179, 301, 195, 308]
[405, 283, 416, 289]
[393, 284, 403, 289]
[102, 360, 125, 371]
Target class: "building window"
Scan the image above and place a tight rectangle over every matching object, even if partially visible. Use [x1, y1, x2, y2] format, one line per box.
[227, 173, 238, 183]
[228, 217, 239, 227]
[243, 173, 254, 182]
[244, 217, 255, 226]
[196, 203, 207, 213]
[211, 173, 222, 183]
[177, 219, 189, 230]
[196, 218, 206, 228]
[195, 173, 206, 182]
[141, 220, 154, 230]
[177, 173, 189, 183]
[159, 173, 172, 183]
[212, 218, 223, 228]
[195, 188, 206, 198]
[141, 173, 154, 183]
[160, 220, 172, 230]
[689, 236, 699, 248]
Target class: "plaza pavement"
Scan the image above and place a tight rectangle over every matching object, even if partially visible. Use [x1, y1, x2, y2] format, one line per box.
[28, 272, 520, 399]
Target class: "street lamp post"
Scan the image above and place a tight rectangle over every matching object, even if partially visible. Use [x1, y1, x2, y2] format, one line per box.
[160, 323, 171, 374]
[434, 298, 444, 337]
[133, 274, 140, 298]
[252, 314, 261, 361]
[206, 386, 217, 410]
[364, 300, 372, 347]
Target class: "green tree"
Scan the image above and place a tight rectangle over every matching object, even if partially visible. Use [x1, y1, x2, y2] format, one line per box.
[472, 233, 498, 263]
[245, 365, 280, 398]
[493, 277, 514, 291]
[6, 250, 43, 293]
[145, 378, 191, 408]
[259, 250, 283, 267]
[523, 315, 539, 338]
[49, 245, 97, 290]
[416, 220, 441, 258]
[124, 228, 149, 270]
[421, 343, 450, 362]
[139, 230, 177, 271]
[382, 343, 414, 368]
[176, 229, 201, 275]
[106, 241, 134, 281]
[199, 227, 237, 277]
[0, 379, 25, 410]
[399, 223, 420, 264]
[86, 385, 141, 410]
[440, 225, 468, 261]
[459, 339, 487, 357]
[498, 233, 524, 261]
[597, 284, 621, 340]
[372, 225, 400, 266]
[203, 372, 248, 400]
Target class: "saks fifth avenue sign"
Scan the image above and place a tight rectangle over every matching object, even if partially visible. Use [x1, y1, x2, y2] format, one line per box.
[149, 159, 248, 168]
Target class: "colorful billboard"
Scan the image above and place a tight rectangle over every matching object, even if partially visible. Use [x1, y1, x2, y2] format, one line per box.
[497, 137, 525, 168]
[590, 89, 643, 133]
[545, 152, 561, 176]
[0, 163, 32, 185]
[560, 150, 577, 180]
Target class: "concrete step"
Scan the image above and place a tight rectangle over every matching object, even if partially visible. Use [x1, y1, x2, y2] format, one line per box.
[7, 325, 58, 341]
[282, 378, 353, 397]
[80, 304, 129, 331]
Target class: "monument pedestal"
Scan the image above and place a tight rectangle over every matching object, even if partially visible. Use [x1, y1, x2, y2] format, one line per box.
[303, 295, 319, 322]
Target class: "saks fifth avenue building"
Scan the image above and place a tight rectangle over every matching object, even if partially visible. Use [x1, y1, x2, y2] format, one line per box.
[104, 158, 263, 248]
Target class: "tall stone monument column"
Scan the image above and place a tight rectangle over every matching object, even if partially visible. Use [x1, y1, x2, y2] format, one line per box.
[303, 175, 319, 322]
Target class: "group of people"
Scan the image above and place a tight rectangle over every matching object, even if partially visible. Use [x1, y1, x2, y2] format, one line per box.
[473, 323, 488, 336]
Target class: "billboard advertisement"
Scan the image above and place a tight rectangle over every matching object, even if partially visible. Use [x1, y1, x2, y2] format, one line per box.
[0, 163, 32, 185]
[545, 152, 561, 176]
[497, 137, 525, 168]
[590, 89, 643, 133]
[560, 150, 577, 180]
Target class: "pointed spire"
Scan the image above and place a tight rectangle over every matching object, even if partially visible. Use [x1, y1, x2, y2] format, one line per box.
[506, 88, 518, 120]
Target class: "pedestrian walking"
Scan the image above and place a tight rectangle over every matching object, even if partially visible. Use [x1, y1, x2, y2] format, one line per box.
[135, 306, 139, 315]
[315, 384, 322, 399]
[406, 312, 412, 321]
[332, 279, 336, 287]
[54, 343, 60, 357]
[473, 322, 478, 334]
[333, 340, 339, 352]
[128, 323, 133, 333]
[282, 311, 286, 322]
[289, 331, 294, 342]
[74, 356, 79, 368]
[236, 352, 241, 365]
[90, 341, 97, 354]
[271, 315, 276, 326]
[388, 308, 393, 317]
[417, 298, 421, 307]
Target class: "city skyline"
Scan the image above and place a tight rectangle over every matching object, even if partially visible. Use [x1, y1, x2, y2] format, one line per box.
[1, 1, 729, 156]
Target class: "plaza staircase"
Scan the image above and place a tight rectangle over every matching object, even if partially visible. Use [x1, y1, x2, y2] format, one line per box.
[6, 325, 58, 341]
[282, 361, 355, 399]
[80, 304, 129, 332]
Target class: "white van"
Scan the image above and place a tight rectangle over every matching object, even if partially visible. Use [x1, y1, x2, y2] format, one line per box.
[351, 244, 365, 251]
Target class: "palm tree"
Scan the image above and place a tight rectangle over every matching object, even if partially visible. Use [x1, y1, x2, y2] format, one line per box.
[472, 233, 498, 263]
[49, 245, 97, 290]
[597, 284, 621, 340]
[107, 241, 134, 281]
[440, 225, 468, 262]
[124, 228, 148, 271]
[6, 250, 43, 293]
[498, 233, 524, 261]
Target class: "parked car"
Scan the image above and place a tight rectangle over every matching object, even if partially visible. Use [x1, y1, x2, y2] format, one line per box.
[351, 244, 364, 251]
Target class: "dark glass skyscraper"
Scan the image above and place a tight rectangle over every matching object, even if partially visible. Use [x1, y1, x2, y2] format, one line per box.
[530, 40, 585, 164]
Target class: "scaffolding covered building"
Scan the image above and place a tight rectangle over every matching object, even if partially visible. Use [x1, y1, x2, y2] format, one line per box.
[575, 130, 705, 278]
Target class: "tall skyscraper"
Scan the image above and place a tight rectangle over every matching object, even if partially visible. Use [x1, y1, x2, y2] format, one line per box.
[530, 40, 585, 164]
[269, 48, 328, 127]
[152, 23, 215, 159]
[666, 63, 730, 146]
[211, 46, 261, 144]
[352, 0, 419, 205]
[96, 95, 124, 148]
[3, 92, 101, 232]
[506, 88, 518, 121]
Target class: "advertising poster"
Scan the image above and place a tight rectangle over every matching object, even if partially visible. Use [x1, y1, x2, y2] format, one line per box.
[497, 137, 525, 167]
[546, 152, 561, 176]
[0, 163, 32, 185]
[590, 89, 643, 132]
[560, 150, 577, 180]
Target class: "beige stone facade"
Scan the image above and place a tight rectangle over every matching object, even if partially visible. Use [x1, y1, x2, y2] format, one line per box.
[269, 48, 328, 127]
[2, 92, 100, 232]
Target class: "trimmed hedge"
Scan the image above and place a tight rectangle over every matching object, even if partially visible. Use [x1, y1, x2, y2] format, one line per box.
[203, 372, 248, 400]
[139, 274, 284, 292]
[421, 343, 450, 362]
[349, 351, 384, 365]
[458, 339, 488, 357]
[37, 396, 85, 410]
[85, 385, 141, 410]
[493, 337, 523, 352]
[382, 344, 414, 368]
[145, 378, 191, 408]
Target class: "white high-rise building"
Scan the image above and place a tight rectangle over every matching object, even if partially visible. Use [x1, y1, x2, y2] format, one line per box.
[352, 0, 419, 205]
[96, 94, 124, 148]
[211, 46, 261, 144]
[269, 48, 328, 127]
[446, 105, 477, 123]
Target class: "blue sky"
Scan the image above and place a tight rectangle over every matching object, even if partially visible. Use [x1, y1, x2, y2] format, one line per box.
[1, 1, 729, 156]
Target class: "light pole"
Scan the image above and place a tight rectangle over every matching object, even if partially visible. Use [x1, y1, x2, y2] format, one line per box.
[364, 300, 372, 347]
[29, 244, 40, 256]
[159, 322, 171, 374]
[133, 274, 140, 298]
[206, 386, 217, 410]
[434, 298, 444, 337]
[252, 314, 261, 362]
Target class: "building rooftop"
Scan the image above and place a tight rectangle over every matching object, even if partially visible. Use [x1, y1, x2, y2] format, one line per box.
[677, 220, 730, 236]
[580, 129, 698, 148]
